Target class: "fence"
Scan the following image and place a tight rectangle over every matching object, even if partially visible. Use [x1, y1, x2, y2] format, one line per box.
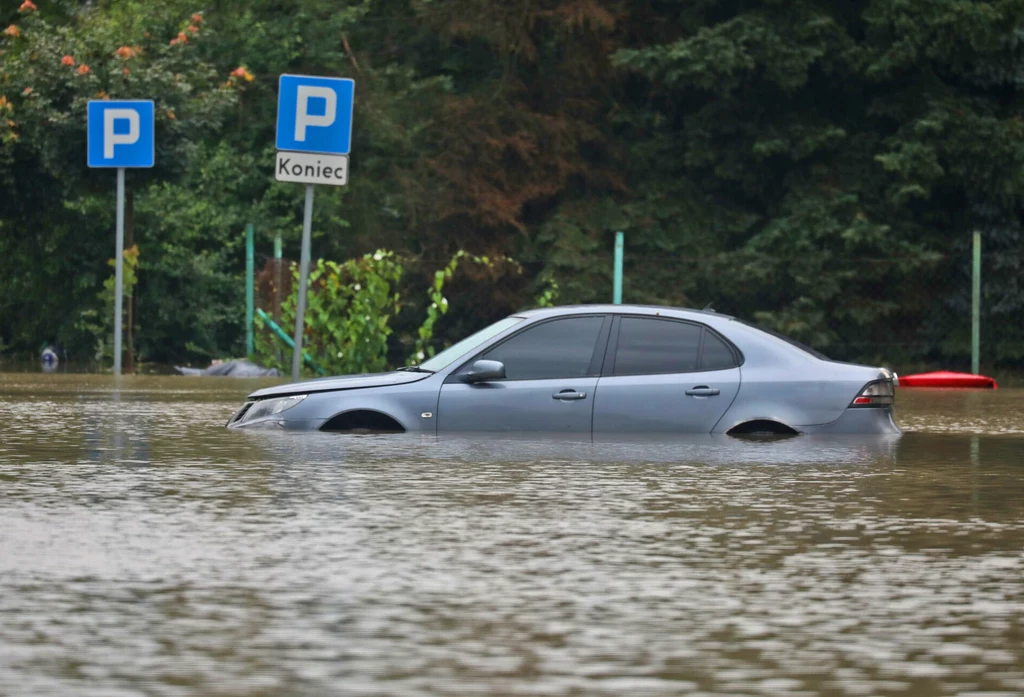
[246, 241, 1024, 378]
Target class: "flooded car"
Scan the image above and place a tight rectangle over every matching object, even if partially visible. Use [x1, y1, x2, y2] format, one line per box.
[227, 304, 900, 435]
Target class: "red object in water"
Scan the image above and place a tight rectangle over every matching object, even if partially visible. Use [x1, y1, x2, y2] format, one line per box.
[899, 371, 998, 389]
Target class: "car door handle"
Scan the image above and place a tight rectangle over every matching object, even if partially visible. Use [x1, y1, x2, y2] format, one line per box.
[553, 389, 587, 400]
[685, 386, 720, 397]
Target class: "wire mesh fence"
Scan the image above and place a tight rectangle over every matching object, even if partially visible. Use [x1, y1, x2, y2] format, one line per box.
[251, 247, 1024, 377]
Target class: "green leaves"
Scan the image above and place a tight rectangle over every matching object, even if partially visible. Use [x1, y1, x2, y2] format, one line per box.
[4, 0, 1024, 369]
[255, 251, 404, 376]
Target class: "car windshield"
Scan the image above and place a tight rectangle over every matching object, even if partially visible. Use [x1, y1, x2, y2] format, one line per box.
[418, 316, 525, 372]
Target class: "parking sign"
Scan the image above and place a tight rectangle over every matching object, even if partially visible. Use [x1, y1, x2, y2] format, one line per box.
[87, 100, 155, 168]
[274, 74, 355, 381]
[276, 75, 354, 155]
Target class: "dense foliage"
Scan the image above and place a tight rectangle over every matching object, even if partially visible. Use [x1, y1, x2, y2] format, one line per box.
[2, 0, 1024, 370]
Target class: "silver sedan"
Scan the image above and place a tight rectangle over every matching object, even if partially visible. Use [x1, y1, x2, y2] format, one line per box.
[227, 305, 900, 435]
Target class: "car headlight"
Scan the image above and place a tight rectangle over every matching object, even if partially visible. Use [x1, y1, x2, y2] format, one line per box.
[236, 394, 307, 425]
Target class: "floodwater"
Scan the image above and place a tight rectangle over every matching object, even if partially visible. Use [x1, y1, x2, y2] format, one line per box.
[0, 374, 1022, 697]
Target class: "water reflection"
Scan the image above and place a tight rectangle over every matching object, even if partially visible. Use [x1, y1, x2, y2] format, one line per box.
[0, 374, 1022, 697]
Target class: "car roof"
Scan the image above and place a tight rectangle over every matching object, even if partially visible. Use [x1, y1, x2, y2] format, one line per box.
[513, 304, 735, 321]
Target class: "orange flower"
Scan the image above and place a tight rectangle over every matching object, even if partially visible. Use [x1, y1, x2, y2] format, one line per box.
[177, 31, 188, 43]
[21, 87, 32, 95]
[115, 45, 133, 59]
[187, 25, 199, 34]
[19, 1, 37, 12]
[77, 64, 90, 75]
[61, 55, 75, 66]
[191, 13, 203, 24]
[169, 38, 177, 46]
[230, 66, 254, 82]
[4, 25, 21, 38]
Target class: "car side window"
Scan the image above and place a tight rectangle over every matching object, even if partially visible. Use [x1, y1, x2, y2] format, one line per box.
[480, 317, 604, 380]
[613, 318, 702, 375]
[701, 330, 739, 370]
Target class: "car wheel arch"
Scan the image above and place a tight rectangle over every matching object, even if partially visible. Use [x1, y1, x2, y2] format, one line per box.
[725, 419, 800, 437]
[320, 409, 406, 433]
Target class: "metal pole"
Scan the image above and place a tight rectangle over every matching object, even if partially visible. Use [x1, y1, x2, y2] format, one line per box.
[113, 167, 126, 375]
[613, 231, 624, 304]
[245, 222, 255, 356]
[273, 233, 284, 363]
[292, 184, 315, 381]
[274, 233, 282, 317]
[971, 230, 981, 375]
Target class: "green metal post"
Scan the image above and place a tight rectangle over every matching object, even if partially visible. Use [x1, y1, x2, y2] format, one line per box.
[256, 308, 325, 375]
[273, 233, 282, 313]
[613, 231, 624, 304]
[971, 230, 981, 375]
[245, 222, 255, 356]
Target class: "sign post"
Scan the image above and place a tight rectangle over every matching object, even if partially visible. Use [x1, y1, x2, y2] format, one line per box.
[275, 75, 354, 381]
[87, 100, 155, 375]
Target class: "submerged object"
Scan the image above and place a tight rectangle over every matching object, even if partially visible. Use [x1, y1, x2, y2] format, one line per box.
[175, 359, 280, 378]
[41, 345, 59, 373]
[899, 371, 997, 389]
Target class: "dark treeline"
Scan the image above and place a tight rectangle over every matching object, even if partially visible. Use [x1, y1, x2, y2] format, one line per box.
[2, 0, 1024, 369]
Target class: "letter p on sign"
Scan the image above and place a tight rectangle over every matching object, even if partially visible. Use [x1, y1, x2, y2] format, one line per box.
[295, 86, 337, 142]
[104, 109, 140, 158]
[276, 75, 354, 155]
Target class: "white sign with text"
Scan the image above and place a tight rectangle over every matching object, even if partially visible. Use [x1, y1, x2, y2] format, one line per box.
[275, 151, 349, 186]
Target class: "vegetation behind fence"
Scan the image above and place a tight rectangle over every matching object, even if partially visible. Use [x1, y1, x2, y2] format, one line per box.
[3, 0, 1024, 373]
[249, 246, 1023, 378]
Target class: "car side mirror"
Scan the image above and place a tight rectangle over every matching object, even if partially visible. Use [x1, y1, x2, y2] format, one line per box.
[465, 359, 505, 383]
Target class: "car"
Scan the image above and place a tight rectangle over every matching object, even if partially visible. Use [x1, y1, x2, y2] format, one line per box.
[227, 305, 901, 435]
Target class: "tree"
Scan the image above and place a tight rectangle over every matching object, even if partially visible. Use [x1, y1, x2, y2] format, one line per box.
[0, 0, 242, 363]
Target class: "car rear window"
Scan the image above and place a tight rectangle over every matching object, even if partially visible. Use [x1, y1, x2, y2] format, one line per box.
[735, 319, 830, 360]
[701, 331, 739, 370]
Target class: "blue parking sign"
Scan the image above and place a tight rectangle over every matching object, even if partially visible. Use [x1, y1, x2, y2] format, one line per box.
[276, 75, 354, 155]
[87, 100, 155, 168]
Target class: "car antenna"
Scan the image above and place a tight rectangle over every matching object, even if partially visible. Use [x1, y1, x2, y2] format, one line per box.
[702, 302, 715, 312]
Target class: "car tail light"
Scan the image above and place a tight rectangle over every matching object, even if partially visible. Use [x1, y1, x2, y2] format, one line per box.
[851, 380, 894, 408]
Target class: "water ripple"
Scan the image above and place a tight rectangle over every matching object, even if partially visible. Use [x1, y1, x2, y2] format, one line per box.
[0, 375, 1022, 696]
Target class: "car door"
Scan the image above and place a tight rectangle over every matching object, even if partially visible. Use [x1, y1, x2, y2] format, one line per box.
[438, 315, 609, 433]
[592, 316, 741, 433]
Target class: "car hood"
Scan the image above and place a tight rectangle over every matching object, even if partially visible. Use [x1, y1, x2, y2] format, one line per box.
[248, 371, 431, 399]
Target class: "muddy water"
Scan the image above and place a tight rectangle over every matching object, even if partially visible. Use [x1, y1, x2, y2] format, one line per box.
[0, 373, 1022, 697]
